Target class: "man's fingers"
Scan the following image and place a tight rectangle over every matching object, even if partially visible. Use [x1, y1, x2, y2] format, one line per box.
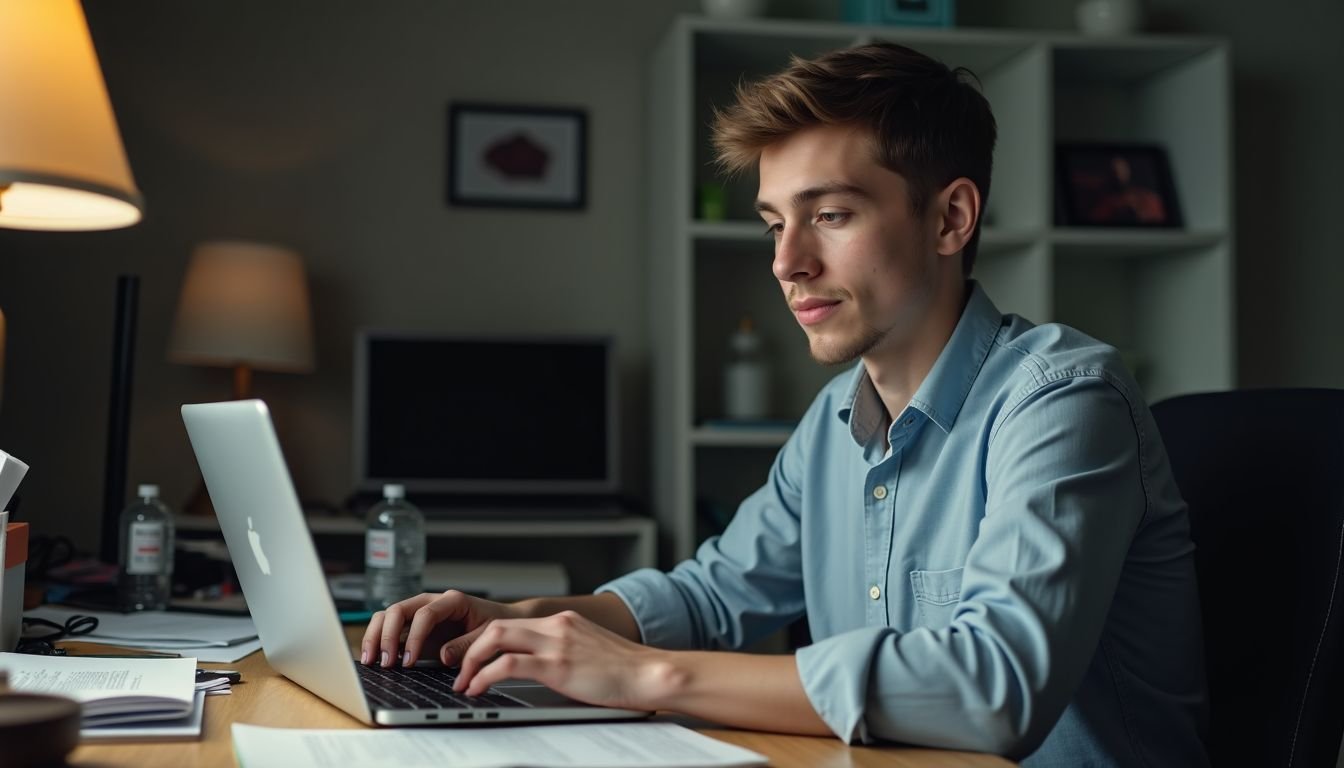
[453, 623, 547, 692]
[376, 593, 438, 667]
[401, 592, 473, 666]
[360, 611, 385, 665]
[441, 624, 486, 667]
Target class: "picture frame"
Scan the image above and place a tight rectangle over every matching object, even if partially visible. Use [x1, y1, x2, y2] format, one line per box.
[446, 103, 587, 210]
[1055, 143, 1182, 228]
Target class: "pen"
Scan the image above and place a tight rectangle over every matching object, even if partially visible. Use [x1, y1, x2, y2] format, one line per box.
[196, 668, 242, 685]
[69, 651, 183, 658]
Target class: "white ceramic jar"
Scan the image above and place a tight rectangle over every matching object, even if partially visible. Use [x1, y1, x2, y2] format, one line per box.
[1076, 0, 1143, 36]
[702, 0, 768, 19]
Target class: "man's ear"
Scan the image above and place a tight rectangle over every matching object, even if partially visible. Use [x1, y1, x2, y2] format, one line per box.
[934, 178, 981, 257]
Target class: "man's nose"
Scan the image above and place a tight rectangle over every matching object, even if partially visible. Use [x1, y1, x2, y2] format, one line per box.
[772, 226, 820, 283]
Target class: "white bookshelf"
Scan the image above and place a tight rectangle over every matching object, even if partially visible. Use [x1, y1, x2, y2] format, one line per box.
[648, 16, 1233, 562]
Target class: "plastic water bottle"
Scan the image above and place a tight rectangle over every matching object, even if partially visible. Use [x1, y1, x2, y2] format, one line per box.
[118, 484, 174, 611]
[365, 484, 426, 609]
[724, 316, 769, 420]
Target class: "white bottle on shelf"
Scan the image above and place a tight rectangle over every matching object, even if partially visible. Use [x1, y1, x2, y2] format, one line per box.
[364, 484, 426, 609]
[724, 316, 769, 421]
[118, 484, 174, 611]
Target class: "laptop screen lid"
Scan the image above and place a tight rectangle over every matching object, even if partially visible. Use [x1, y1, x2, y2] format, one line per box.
[182, 399, 375, 724]
[183, 399, 651, 727]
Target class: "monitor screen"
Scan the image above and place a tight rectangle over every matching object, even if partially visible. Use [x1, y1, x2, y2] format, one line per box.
[353, 332, 617, 496]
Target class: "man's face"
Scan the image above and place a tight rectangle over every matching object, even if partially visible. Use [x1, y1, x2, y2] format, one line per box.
[756, 123, 942, 366]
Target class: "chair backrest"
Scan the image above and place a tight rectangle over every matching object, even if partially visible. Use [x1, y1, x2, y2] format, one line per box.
[1151, 389, 1344, 767]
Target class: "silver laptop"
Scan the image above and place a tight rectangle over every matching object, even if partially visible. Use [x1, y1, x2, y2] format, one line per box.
[181, 399, 648, 726]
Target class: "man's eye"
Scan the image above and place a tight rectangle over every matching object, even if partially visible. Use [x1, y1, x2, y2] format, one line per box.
[818, 211, 847, 224]
[762, 223, 782, 237]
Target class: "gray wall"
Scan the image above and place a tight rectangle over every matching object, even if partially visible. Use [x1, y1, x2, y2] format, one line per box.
[0, 0, 1338, 554]
[0, 1, 696, 549]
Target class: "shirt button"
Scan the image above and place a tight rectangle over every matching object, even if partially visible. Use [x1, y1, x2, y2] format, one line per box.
[869, 585, 881, 600]
[872, 485, 887, 500]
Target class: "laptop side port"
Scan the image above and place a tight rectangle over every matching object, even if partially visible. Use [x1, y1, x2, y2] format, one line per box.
[458, 712, 473, 720]
[486, 712, 500, 720]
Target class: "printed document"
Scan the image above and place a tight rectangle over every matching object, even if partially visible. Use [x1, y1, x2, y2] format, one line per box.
[0, 652, 196, 726]
[232, 722, 767, 768]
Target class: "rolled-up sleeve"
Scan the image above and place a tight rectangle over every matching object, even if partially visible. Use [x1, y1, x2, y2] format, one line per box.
[598, 399, 817, 651]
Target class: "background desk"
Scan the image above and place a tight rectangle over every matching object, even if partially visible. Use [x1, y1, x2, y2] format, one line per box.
[63, 629, 1016, 768]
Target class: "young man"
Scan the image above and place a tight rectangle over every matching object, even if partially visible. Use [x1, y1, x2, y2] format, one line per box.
[364, 43, 1208, 764]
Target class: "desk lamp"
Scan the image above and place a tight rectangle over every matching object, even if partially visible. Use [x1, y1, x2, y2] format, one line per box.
[168, 240, 315, 400]
[0, 0, 146, 394]
[0, 3, 143, 761]
[168, 241, 315, 514]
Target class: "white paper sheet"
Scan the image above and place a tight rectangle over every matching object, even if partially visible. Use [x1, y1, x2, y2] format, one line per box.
[178, 637, 263, 663]
[0, 450, 30, 513]
[82, 690, 207, 742]
[232, 722, 767, 768]
[27, 606, 257, 648]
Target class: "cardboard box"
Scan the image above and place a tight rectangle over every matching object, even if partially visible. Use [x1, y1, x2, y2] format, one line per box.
[2, 521, 28, 652]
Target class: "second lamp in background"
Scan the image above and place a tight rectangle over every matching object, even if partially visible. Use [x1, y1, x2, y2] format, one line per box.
[168, 240, 315, 400]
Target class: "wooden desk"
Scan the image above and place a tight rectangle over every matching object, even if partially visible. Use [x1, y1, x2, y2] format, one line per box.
[64, 630, 1014, 768]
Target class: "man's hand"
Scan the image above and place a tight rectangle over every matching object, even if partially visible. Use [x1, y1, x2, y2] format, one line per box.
[361, 590, 523, 668]
[453, 610, 668, 711]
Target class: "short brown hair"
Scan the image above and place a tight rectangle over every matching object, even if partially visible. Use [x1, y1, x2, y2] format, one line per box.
[712, 42, 997, 275]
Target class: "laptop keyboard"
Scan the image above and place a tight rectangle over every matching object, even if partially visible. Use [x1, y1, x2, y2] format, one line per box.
[357, 664, 530, 711]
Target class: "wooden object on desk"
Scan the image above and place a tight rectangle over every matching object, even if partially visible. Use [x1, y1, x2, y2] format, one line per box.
[62, 630, 1015, 768]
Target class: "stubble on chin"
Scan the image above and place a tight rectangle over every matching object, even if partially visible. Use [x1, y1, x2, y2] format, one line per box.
[805, 323, 885, 366]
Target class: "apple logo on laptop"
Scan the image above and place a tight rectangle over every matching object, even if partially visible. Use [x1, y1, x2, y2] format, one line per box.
[246, 516, 272, 576]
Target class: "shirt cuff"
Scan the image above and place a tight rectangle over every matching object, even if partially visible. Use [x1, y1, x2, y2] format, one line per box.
[595, 568, 697, 649]
[795, 625, 895, 744]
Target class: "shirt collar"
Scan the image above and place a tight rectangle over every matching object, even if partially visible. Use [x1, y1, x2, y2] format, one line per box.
[837, 281, 1003, 441]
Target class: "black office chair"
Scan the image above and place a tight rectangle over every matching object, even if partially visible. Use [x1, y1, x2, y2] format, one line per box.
[1151, 389, 1344, 767]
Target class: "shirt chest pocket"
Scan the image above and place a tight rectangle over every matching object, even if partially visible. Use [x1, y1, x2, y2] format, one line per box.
[909, 567, 965, 629]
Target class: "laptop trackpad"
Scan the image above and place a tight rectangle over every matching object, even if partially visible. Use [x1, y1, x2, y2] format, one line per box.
[496, 683, 589, 708]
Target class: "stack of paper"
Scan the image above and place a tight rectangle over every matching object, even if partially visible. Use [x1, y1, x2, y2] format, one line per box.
[232, 722, 768, 768]
[0, 652, 205, 741]
[26, 606, 261, 662]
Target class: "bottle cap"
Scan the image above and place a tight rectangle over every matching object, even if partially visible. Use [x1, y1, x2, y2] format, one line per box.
[382, 484, 405, 500]
[137, 484, 159, 499]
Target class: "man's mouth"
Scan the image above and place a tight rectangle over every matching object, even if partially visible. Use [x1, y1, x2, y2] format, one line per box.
[790, 297, 841, 326]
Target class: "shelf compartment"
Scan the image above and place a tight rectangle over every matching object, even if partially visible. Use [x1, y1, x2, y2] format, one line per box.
[1051, 228, 1225, 258]
[1051, 242, 1232, 402]
[691, 425, 795, 447]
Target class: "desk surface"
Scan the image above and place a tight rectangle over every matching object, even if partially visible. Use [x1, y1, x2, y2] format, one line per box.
[64, 629, 1015, 768]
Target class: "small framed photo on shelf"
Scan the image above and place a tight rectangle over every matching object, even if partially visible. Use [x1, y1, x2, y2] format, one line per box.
[447, 103, 587, 210]
[1056, 144, 1182, 227]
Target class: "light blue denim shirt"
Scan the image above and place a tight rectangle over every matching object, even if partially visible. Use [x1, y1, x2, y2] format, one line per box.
[601, 283, 1209, 765]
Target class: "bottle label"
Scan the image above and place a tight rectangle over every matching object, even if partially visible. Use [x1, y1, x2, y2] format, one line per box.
[366, 530, 396, 569]
[127, 521, 165, 575]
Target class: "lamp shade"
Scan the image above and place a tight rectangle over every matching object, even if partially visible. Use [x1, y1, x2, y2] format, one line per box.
[168, 241, 315, 373]
[0, 0, 144, 231]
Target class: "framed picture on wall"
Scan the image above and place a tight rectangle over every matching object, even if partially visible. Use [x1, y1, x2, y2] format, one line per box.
[1056, 143, 1182, 227]
[446, 103, 587, 210]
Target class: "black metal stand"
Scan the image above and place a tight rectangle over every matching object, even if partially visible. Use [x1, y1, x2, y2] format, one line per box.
[99, 275, 138, 565]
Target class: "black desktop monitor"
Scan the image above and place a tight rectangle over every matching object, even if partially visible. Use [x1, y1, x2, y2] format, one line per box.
[352, 332, 618, 499]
